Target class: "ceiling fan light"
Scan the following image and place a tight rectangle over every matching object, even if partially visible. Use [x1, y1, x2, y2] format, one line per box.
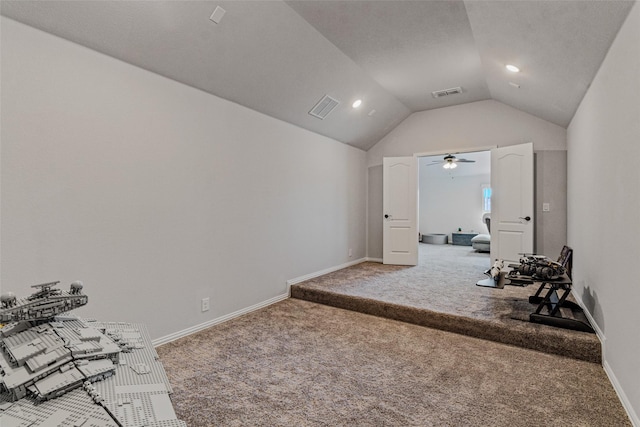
[442, 163, 450, 169]
[506, 64, 520, 73]
[450, 162, 458, 169]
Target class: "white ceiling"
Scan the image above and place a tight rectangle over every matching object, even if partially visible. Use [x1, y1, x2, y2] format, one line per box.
[1, 1, 635, 151]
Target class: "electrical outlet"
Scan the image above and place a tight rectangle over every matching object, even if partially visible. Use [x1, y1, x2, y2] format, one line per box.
[349, 248, 353, 257]
[542, 203, 550, 212]
[201, 297, 210, 312]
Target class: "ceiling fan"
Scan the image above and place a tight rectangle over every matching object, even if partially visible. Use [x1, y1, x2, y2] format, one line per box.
[427, 154, 476, 169]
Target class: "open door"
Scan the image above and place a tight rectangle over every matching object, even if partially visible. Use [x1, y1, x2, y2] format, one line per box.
[383, 157, 418, 265]
[490, 143, 534, 263]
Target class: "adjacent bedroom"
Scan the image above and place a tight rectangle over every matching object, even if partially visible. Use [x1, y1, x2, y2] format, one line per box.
[418, 150, 492, 272]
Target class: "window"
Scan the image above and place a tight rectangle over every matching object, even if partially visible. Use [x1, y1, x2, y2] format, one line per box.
[482, 185, 491, 212]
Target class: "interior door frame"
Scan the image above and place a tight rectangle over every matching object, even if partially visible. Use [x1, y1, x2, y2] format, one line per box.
[411, 146, 496, 264]
[387, 144, 538, 266]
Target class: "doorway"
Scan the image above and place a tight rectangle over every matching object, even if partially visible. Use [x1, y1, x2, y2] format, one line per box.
[382, 143, 534, 265]
[418, 150, 491, 266]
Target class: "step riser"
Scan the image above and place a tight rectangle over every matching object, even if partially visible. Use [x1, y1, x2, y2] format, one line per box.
[291, 287, 601, 364]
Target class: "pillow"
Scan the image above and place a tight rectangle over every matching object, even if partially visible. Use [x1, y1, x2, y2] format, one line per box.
[471, 234, 490, 252]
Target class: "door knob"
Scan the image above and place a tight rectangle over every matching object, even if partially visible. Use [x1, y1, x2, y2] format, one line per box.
[384, 214, 390, 219]
[519, 216, 531, 221]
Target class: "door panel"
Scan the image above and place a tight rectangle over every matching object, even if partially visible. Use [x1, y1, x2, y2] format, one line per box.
[490, 143, 534, 263]
[383, 157, 418, 265]
[497, 230, 525, 260]
[388, 163, 411, 220]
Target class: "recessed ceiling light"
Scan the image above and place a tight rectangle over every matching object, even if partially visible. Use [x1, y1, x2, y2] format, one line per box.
[352, 99, 362, 108]
[506, 64, 520, 73]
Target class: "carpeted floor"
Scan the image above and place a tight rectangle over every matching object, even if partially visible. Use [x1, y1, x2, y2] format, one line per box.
[291, 244, 601, 363]
[157, 299, 630, 426]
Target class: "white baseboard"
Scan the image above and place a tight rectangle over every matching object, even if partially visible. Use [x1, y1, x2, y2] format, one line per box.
[603, 360, 640, 427]
[570, 288, 605, 343]
[366, 257, 383, 263]
[155, 257, 376, 346]
[152, 292, 288, 347]
[571, 289, 639, 426]
[286, 257, 369, 291]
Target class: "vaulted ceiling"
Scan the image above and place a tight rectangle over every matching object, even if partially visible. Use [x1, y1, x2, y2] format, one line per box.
[1, 1, 635, 150]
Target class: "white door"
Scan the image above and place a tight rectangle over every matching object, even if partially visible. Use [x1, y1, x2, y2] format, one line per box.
[383, 157, 418, 265]
[490, 143, 534, 263]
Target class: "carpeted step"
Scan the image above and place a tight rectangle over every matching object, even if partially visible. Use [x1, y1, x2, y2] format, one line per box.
[290, 245, 601, 364]
[291, 284, 601, 364]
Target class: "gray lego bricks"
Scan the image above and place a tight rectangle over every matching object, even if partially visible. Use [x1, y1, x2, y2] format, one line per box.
[0, 281, 186, 426]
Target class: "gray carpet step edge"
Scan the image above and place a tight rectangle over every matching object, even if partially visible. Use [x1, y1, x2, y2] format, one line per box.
[291, 286, 601, 364]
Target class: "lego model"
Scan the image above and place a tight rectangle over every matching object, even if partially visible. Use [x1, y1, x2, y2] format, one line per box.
[477, 248, 593, 333]
[509, 254, 566, 280]
[487, 259, 504, 280]
[0, 281, 186, 426]
[482, 255, 565, 284]
[1, 280, 88, 324]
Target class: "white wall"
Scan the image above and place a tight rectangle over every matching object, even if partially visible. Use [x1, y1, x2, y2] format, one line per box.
[419, 157, 490, 238]
[535, 150, 567, 258]
[367, 100, 567, 259]
[0, 18, 367, 340]
[367, 99, 566, 168]
[567, 3, 640, 424]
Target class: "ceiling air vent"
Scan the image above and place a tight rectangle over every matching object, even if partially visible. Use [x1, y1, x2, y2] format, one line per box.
[309, 95, 340, 120]
[431, 87, 463, 98]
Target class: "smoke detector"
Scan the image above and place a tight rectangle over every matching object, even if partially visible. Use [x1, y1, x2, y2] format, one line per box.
[431, 87, 463, 98]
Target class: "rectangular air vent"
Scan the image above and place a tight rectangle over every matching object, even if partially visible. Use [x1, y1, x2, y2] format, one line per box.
[431, 87, 463, 98]
[309, 95, 340, 120]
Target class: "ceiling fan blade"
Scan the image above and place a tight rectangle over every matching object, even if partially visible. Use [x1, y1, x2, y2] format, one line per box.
[456, 159, 476, 163]
[426, 162, 442, 166]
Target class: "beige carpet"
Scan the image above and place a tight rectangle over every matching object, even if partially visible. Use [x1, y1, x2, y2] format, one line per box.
[157, 299, 630, 426]
[292, 244, 601, 363]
